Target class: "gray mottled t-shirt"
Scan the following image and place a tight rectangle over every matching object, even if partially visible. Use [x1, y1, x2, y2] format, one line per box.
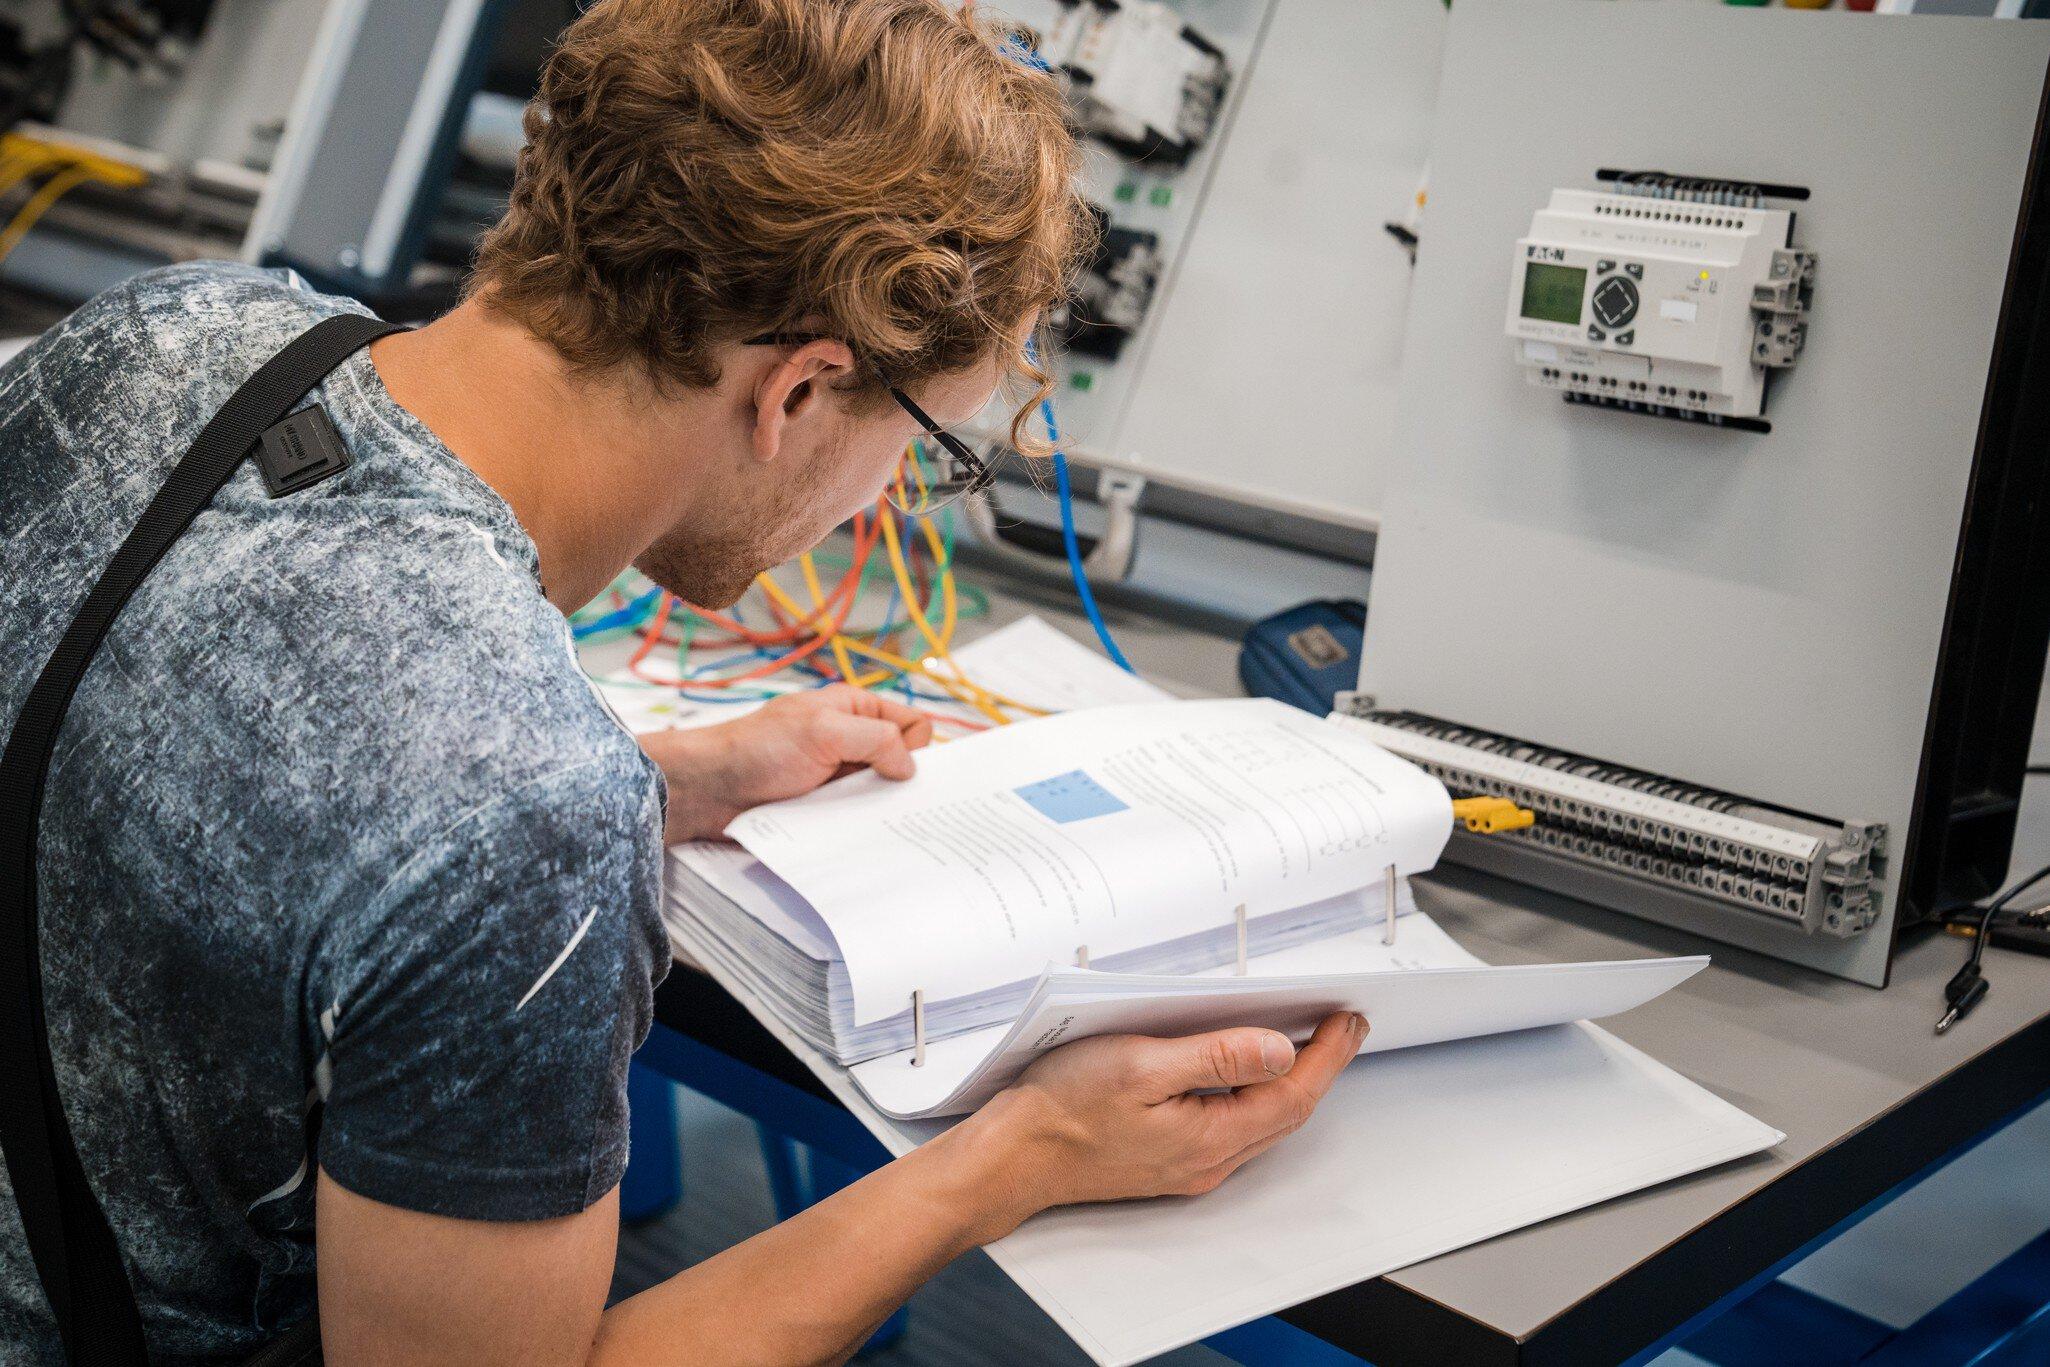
[0, 262, 669, 1363]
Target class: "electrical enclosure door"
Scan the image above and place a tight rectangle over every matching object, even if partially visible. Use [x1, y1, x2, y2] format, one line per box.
[1359, 0, 2050, 985]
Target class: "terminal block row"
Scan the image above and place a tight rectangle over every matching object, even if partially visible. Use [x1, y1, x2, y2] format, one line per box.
[1337, 712, 1886, 939]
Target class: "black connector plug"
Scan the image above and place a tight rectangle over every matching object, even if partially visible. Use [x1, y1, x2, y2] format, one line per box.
[1935, 962, 1988, 1035]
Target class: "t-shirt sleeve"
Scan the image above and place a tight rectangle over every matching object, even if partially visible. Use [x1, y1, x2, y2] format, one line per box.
[315, 752, 668, 1221]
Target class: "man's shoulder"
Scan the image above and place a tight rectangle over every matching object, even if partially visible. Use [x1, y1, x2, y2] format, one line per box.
[221, 535, 662, 834]
[88, 259, 364, 345]
[13, 261, 367, 429]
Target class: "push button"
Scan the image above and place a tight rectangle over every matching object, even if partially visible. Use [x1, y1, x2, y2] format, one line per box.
[1591, 275, 1641, 329]
[1615, 330, 1634, 346]
[1588, 324, 1607, 343]
[1624, 262, 1643, 280]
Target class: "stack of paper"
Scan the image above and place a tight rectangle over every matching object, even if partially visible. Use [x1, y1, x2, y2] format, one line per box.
[666, 840, 1406, 1065]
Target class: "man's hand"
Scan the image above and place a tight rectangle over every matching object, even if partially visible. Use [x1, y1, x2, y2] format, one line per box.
[641, 685, 934, 843]
[947, 1011, 1369, 1241]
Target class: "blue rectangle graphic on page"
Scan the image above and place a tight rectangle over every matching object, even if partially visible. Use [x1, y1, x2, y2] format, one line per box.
[1015, 770, 1130, 824]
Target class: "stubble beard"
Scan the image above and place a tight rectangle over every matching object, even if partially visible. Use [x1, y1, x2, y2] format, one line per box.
[632, 465, 838, 610]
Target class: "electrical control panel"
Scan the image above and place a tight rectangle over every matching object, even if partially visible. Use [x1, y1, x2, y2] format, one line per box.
[962, 0, 1265, 449]
[1505, 178, 1815, 430]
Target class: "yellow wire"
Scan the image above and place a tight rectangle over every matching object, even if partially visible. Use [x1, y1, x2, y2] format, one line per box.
[0, 134, 147, 188]
[834, 634, 1013, 721]
[757, 523, 1042, 725]
[798, 551, 861, 685]
[876, 504, 1028, 713]
[0, 150, 60, 200]
[0, 137, 148, 265]
[751, 570, 999, 716]
[0, 165, 94, 264]
[875, 510, 1047, 721]
[879, 505, 953, 661]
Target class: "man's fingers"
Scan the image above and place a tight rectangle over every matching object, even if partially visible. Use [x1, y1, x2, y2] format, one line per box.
[1120, 1027, 1298, 1102]
[812, 709, 918, 781]
[822, 684, 934, 752]
[1199, 1012, 1365, 1142]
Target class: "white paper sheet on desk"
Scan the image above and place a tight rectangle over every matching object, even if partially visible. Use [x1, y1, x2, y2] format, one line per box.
[727, 698, 1454, 1025]
[848, 942, 1708, 1118]
[667, 908, 1782, 1367]
[943, 614, 1176, 710]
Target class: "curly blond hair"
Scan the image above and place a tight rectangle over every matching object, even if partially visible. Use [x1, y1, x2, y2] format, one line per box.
[471, 0, 1090, 450]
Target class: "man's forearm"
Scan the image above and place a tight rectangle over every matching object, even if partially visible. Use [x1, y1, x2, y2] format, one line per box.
[589, 1112, 1037, 1367]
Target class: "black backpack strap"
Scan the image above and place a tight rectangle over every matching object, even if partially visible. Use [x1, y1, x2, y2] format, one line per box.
[0, 311, 403, 1365]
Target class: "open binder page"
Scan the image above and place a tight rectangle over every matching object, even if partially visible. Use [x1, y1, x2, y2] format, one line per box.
[727, 698, 1455, 1024]
[664, 906, 1782, 1367]
[846, 936, 1709, 1118]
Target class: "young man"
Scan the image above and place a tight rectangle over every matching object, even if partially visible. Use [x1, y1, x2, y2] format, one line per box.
[0, 1, 1361, 1362]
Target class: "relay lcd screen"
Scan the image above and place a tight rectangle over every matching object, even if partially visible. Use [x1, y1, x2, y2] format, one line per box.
[1520, 262, 1587, 325]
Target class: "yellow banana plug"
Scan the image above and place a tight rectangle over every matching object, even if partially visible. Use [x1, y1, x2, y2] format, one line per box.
[1451, 796, 1536, 834]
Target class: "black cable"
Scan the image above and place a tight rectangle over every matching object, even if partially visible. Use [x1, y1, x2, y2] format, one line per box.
[1938, 859, 2050, 1034]
[2028, 764, 2050, 776]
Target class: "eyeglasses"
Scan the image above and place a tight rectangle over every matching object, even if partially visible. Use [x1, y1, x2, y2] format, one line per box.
[746, 333, 998, 516]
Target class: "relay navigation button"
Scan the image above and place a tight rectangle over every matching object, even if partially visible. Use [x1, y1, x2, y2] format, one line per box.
[1591, 275, 1640, 329]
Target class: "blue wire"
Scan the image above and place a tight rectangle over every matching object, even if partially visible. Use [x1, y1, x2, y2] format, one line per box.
[1035, 372, 1136, 673]
[987, 32, 1134, 672]
[571, 586, 661, 639]
[1002, 33, 1053, 73]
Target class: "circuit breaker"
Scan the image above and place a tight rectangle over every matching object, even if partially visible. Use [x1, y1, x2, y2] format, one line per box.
[1504, 177, 1815, 430]
[1044, 0, 1230, 167]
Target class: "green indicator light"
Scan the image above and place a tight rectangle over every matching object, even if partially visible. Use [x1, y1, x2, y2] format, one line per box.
[1149, 185, 1173, 207]
[1070, 371, 1095, 392]
[1113, 181, 1138, 202]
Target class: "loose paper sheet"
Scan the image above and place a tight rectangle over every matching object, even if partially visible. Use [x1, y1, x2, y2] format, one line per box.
[664, 907, 1783, 1367]
[846, 942, 1709, 1118]
[727, 698, 1455, 1024]
[939, 614, 1177, 710]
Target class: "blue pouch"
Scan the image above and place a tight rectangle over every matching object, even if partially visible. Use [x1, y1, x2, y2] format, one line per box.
[1238, 599, 1367, 714]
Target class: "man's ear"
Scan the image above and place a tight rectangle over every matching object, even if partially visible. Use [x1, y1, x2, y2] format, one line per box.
[751, 340, 856, 465]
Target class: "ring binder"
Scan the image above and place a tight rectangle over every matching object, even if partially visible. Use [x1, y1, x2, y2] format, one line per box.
[911, 989, 927, 1068]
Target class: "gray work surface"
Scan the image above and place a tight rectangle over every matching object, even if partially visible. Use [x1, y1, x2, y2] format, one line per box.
[663, 579, 2050, 1360]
